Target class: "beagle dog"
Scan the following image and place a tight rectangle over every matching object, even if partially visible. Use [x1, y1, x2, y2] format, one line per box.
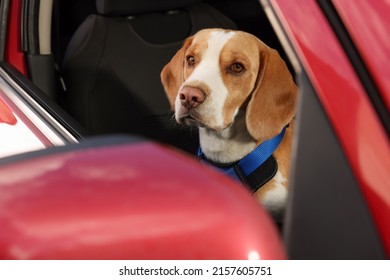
[161, 29, 297, 220]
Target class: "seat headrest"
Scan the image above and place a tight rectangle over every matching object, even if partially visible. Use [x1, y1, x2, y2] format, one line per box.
[97, 0, 203, 16]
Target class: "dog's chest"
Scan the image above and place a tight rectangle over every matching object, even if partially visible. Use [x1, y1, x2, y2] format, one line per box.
[198, 111, 256, 163]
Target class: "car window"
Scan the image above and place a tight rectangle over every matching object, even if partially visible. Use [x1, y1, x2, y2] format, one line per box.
[0, 0, 83, 159]
[0, 94, 45, 157]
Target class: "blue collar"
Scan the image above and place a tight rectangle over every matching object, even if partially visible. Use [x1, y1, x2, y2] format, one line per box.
[198, 127, 286, 184]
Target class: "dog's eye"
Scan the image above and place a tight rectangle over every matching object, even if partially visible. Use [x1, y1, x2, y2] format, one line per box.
[229, 63, 245, 75]
[186, 55, 196, 66]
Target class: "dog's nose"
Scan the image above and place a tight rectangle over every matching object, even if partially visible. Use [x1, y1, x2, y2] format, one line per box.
[179, 86, 206, 108]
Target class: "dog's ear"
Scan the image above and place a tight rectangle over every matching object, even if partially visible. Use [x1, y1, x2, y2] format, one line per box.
[246, 47, 297, 142]
[161, 37, 193, 108]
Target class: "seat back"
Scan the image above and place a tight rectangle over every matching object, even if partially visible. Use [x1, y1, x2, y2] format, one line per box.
[62, 0, 237, 154]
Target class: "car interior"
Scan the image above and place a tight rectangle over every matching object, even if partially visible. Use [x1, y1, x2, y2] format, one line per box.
[25, 0, 294, 155]
[7, 0, 387, 259]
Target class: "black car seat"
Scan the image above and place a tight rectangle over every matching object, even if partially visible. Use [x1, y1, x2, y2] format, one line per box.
[62, 0, 237, 154]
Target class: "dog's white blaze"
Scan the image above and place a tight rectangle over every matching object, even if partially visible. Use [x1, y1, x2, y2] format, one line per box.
[180, 30, 236, 127]
[261, 171, 288, 217]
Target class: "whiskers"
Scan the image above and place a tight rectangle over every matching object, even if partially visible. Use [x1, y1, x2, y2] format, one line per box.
[167, 109, 199, 137]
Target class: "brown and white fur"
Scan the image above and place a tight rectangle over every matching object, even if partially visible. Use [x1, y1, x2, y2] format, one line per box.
[161, 29, 297, 219]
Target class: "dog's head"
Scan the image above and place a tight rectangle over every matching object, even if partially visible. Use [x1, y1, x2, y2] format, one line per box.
[161, 28, 297, 142]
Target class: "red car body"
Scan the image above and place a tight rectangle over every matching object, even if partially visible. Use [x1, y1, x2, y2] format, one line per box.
[0, 0, 389, 259]
[0, 140, 284, 259]
[273, 0, 390, 255]
[6, 0, 25, 74]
